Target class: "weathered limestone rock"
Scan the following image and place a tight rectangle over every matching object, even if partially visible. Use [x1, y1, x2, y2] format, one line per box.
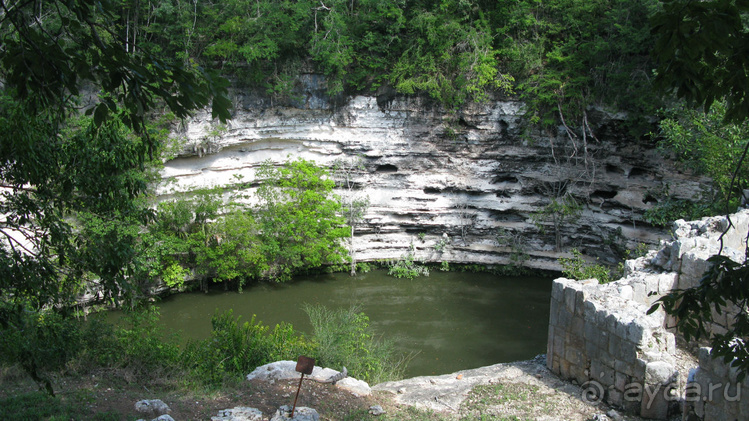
[270, 405, 319, 421]
[368, 405, 386, 416]
[373, 360, 538, 412]
[136, 415, 175, 421]
[247, 361, 371, 396]
[158, 88, 709, 274]
[135, 399, 171, 419]
[212, 407, 264, 421]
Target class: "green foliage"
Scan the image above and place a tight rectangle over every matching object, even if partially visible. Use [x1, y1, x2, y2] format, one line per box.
[114, 306, 181, 375]
[643, 194, 714, 228]
[559, 249, 615, 284]
[304, 304, 407, 384]
[387, 250, 430, 280]
[390, 2, 513, 108]
[143, 160, 351, 288]
[0, 0, 230, 130]
[193, 210, 265, 290]
[496, 227, 530, 269]
[143, 191, 222, 288]
[651, 0, 749, 124]
[0, 306, 83, 395]
[434, 236, 450, 253]
[0, 0, 229, 388]
[255, 158, 348, 282]
[654, 102, 749, 213]
[0, 391, 121, 421]
[532, 193, 582, 252]
[495, 0, 659, 129]
[181, 309, 313, 387]
[45, 0, 661, 121]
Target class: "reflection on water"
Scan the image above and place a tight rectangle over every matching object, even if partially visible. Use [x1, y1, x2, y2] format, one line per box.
[136, 270, 552, 377]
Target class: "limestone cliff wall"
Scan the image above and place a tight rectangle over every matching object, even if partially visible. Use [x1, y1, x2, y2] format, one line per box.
[159, 83, 708, 270]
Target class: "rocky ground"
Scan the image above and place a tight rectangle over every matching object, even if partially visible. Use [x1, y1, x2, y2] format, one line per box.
[1, 350, 698, 420]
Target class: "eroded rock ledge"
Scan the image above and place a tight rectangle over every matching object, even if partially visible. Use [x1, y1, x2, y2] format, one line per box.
[161, 88, 709, 271]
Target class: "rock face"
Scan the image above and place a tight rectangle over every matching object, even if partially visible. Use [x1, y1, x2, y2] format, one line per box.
[161, 82, 708, 270]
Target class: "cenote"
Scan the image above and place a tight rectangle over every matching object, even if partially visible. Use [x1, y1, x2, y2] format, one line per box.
[147, 269, 552, 379]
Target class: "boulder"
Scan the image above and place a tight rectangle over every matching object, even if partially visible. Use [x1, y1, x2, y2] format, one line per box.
[212, 407, 264, 421]
[135, 399, 171, 418]
[270, 405, 319, 421]
[246, 361, 371, 396]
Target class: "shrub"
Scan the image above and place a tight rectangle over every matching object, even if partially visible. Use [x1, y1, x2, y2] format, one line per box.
[181, 310, 313, 387]
[114, 306, 181, 376]
[387, 252, 429, 280]
[303, 304, 408, 384]
[0, 306, 83, 395]
[559, 249, 614, 284]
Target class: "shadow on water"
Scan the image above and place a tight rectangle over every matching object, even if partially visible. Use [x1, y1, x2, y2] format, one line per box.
[134, 269, 553, 378]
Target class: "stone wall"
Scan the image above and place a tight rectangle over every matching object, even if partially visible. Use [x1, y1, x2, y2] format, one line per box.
[683, 347, 748, 420]
[547, 277, 678, 418]
[547, 210, 749, 419]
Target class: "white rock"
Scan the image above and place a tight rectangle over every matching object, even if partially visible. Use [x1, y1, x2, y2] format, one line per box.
[212, 407, 264, 421]
[135, 399, 171, 417]
[270, 405, 319, 421]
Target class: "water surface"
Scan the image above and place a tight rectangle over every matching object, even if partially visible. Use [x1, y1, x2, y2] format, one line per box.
[151, 269, 552, 377]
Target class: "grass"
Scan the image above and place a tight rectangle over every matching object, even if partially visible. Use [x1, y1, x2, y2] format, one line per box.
[0, 390, 127, 421]
[460, 383, 544, 421]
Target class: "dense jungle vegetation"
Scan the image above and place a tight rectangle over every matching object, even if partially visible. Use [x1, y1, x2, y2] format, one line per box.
[2, 0, 749, 403]
[104, 0, 661, 127]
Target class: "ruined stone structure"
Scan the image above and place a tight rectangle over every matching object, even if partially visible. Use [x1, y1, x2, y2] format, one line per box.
[548, 210, 749, 420]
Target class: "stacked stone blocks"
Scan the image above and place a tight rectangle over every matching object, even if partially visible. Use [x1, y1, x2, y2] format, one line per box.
[547, 276, 677, 417]
[548, 210, 749, 420]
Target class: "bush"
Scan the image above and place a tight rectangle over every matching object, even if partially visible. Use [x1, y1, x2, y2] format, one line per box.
[0, 306, 84, 395]
[387, 252, 429, 280]
[559, 249, 615, 284]
[114, 306, 181, 377]
[181, 310, 314, 387]
[303, 304, 408, 384]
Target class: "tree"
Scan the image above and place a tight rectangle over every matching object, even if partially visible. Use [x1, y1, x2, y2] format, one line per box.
[333, 157, 370, 276]
[390, 1, 513, 108]
[648, 0, 749, 380]
[532, 183, 583, 252]
[255, 158, 348, 282]
[0, 0, 230, 394]
[193, 209, 265, 291]
[651, 0, 749, 124]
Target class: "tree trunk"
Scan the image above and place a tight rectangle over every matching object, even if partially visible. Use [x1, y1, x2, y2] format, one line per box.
[349, 225, 356, 276]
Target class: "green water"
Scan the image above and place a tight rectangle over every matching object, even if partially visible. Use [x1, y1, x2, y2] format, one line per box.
[149, 269, 552, 378]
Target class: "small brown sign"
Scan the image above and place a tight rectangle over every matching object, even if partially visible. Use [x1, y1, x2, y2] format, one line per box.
[295, 355, 315, 375]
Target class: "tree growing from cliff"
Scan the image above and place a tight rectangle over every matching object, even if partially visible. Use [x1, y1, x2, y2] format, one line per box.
[254, 158, 348, 282]
[531, 182, 583, 252]
[333, 157, 370, 276]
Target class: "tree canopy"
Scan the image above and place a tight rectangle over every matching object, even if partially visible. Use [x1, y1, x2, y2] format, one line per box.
[40, 0, 661, 127]
[0, 0, 232, 393]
